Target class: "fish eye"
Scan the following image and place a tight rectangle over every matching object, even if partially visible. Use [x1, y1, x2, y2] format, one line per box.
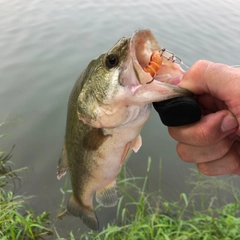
[105, 53, 119, 69]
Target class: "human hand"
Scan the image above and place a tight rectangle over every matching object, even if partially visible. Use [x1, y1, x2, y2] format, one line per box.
[168, 60, 240, 176]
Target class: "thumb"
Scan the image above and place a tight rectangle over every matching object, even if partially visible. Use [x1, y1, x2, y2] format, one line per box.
[178, 60, 240, 135]
[168, 110, 238, 146]
[179, 60, 240, 101]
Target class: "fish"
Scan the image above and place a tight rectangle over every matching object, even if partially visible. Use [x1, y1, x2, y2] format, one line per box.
[57, 29, 191, 231]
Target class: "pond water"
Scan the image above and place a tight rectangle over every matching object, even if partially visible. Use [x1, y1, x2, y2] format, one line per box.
[0, 0, 240, 237]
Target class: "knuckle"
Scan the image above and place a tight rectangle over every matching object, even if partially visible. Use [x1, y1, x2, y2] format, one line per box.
[215, 139, 232, 158]
[228, 142, 240, 172]
[228, 158, 240, 172]
[197, 163, 212, 176]
[176, 143, 191, 162]
[197, 142, 240, 176]
[197, 123, 218, 146]
[168, 127, 177, 139]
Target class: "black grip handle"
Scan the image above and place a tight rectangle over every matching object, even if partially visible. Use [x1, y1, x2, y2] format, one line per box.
[153, 97, 202, 127]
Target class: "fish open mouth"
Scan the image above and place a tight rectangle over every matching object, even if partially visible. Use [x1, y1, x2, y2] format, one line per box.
[130, 29, 185, 85]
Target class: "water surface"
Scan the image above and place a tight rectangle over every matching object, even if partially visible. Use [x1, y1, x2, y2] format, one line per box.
[0, 0, 239, 236]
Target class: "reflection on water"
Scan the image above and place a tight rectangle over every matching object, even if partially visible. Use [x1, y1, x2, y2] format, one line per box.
[0, 0, 239, 236]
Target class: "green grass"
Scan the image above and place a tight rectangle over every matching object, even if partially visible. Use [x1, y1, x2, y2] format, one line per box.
[0, 123, 53, 240]
[62, 158, 240, 240]
[1, 121, 240, 239]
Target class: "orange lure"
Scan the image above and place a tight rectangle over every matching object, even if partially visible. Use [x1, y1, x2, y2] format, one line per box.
[143, 51, 163, 77]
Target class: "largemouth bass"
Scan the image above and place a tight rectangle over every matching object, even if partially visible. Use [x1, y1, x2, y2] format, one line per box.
[57, 29, 191, 231]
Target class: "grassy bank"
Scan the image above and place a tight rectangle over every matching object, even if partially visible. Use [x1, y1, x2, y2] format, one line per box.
[1, 123, 240, 239]
[0, 124, 52, 239]
[63, 159, 240, 240]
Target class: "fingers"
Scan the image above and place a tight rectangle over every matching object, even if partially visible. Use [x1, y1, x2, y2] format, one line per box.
[197, 141, 240, 176]
[168, 110, 240, 176]
[168, 110, 238, 146]
[179, 60, 240, 135]
[196, 93, 227, 114]
[176, 137, 236, 164]
[169, 61, 240, 176]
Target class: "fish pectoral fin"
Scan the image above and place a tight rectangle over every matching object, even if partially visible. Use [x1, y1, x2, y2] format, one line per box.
[67, 194, 99, 231]
[96, 180, 118, 207]
[57, 143, 69, 180]
[131, 134, 142, 153]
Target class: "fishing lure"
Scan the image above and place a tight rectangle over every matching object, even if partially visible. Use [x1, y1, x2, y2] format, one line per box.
[145, 49, 183, 84]
[143, 51, 163, 77]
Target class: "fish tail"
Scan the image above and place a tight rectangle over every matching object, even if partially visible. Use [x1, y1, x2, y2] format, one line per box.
[67, 194, 99, 231]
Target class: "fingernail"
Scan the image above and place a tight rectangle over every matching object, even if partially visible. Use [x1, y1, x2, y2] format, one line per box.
[221, 115, 238, 132]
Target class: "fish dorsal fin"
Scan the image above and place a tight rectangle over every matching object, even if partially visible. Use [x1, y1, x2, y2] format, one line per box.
[131, 134, 142, 153]
[57, 143, 69, 180]
[96, 180, 118, 207]
[67, 194, 99, 231]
